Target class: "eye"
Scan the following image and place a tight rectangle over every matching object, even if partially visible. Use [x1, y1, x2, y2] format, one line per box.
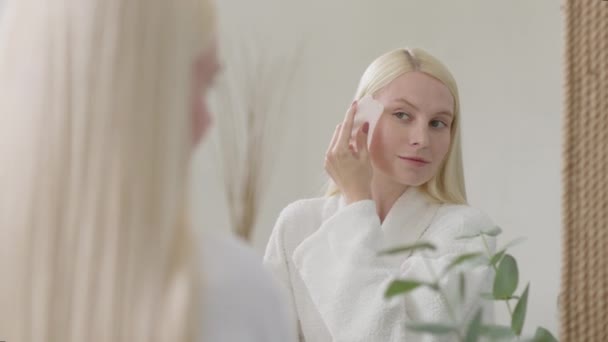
[430, 120, 448, 128]
[393, 112, 412, 120]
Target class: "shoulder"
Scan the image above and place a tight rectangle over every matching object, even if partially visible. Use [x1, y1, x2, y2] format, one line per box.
[426, 204, 497, 250]
[433, 204, 495, 236]
[199, 231, 297, 341]
[271, 195, 341, 245]
[276, 195, 338, 224]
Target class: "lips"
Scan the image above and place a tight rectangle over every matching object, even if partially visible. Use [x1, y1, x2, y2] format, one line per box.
[398, 156, 431, 164]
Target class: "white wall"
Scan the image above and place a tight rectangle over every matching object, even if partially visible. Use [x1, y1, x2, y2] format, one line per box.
[194, 0, 563, 336]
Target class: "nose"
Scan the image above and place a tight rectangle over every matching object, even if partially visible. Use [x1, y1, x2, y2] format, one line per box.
[409, 122, 429, 147]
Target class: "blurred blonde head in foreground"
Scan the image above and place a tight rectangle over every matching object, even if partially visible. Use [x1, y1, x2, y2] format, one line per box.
[0, 0, 215, 341]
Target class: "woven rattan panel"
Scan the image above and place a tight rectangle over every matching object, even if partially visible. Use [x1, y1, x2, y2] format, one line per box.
[561, 1, 608, 340]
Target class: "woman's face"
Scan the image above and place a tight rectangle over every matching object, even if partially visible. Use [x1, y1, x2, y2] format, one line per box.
[368, 71, 455, 187]
[191, 38, 221, 147]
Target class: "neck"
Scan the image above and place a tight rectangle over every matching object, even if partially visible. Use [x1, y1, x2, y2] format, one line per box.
[370, 173, 408, 223]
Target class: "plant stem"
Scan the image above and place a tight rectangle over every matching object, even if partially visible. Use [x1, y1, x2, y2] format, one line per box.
[481, 235, 513, 316]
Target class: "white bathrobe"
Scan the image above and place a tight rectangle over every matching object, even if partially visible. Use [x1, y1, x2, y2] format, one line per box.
[264, 187, 496, 342]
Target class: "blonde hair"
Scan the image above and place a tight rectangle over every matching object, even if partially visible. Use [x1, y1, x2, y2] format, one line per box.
[0, 0, 214, 341]
[327, 48, 467, 204]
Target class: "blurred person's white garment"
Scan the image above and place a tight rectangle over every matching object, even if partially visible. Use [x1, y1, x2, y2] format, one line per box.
[201, 231, 297, 342]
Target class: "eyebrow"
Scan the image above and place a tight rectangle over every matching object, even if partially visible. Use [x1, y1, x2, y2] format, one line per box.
[394, 97, 454, 117]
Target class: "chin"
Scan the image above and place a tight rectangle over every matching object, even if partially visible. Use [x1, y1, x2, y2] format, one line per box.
[393, 173, 432, 187]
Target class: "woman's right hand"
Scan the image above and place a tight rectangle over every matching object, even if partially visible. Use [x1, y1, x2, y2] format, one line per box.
[324, 101, 373, 205]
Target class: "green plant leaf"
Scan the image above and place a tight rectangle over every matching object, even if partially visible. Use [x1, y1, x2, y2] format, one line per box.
[479, 324, 516, 340]
[511, 284, 530, 336]
[464, 309, 483, 342]
[456, 231, 482, 240]
[493, 254, 519, 299]
[529, 326, 558, 342]
[378, 242, 437, 256]
[405, 322, 458, 335]
[456, 226, 503, 240]
[443, 252, 484, 276]
[384, 280, 425, 299]
[483, 226, 503, 237]
[489, 250, 507, 267]
[481, 292, 520, 301]
[490, 237, 528, 267]
[459, 272, 466, 301]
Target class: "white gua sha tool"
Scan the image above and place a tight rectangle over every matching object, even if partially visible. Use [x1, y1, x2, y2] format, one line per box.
[350, 94, 384, 147]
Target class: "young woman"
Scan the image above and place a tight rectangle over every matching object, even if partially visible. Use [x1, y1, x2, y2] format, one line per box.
[265, 48, 496, 341]
[0, 0, 296, 341]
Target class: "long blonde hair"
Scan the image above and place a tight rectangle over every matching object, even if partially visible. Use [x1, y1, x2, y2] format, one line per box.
[0, 0, 214, 341]
[327, 48, 467, 204]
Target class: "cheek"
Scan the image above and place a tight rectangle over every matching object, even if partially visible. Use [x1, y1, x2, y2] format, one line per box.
[192, 92, 213, 145]
[371, 117, 402, 146]
[190, 57, 215, 146]
[369, 117, 399, 164]
[432, 132, 452, 162]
